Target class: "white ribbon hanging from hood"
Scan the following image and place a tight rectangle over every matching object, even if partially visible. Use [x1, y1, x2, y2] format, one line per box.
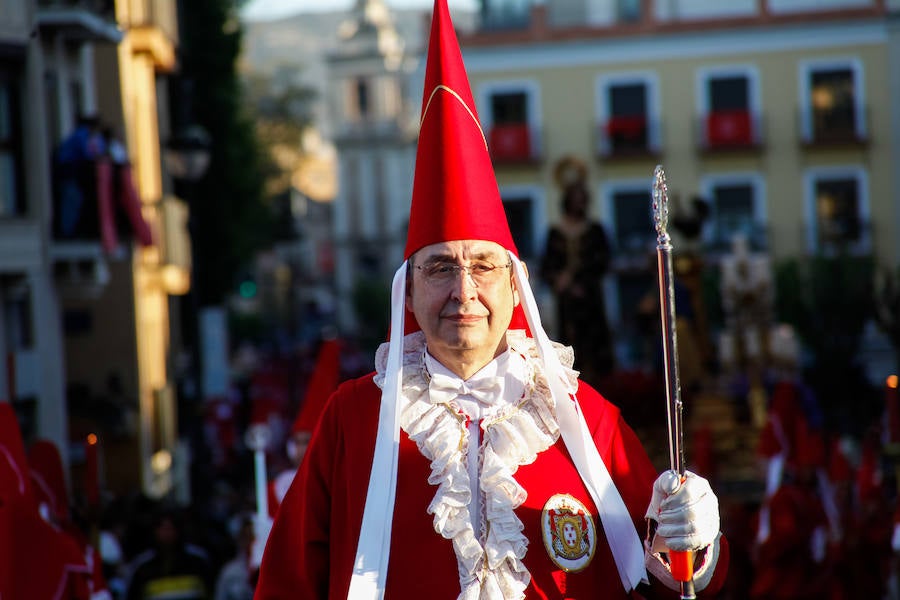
[348, 262, 406, 600]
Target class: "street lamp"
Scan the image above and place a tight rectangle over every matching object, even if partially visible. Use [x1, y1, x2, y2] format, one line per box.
[164, 124, 212, 183]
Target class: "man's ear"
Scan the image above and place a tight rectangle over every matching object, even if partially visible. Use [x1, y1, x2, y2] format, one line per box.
[405, 264, 414, 313]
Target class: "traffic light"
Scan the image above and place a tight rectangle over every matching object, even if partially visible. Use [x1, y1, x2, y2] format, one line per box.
[239, 278, 257, 299]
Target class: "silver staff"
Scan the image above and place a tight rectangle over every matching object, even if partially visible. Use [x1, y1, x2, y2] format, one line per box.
[652, 165, 685, 477]
[652, 165, 695, 599]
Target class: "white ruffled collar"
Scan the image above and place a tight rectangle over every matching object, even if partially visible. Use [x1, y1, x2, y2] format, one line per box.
[374, 330, 579, 600]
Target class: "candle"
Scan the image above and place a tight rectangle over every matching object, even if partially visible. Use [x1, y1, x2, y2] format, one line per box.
[887, 375, 899, 446]
[85, 433, 100, 508]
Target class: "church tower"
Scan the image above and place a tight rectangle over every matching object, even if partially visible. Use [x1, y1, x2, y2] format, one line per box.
[327, 0, 420, 333]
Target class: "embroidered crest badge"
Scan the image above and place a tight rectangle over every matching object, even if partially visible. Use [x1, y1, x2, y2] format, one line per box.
[541, 494, 597, 572]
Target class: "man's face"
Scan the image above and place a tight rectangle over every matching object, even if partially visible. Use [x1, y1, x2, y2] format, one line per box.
[407, 240, 519, 375]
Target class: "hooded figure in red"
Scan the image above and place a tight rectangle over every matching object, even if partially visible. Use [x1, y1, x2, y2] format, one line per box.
[255, 2, 727, 598]
[29, 439, 111, 600]
[0, 403, 91, 599]
[267, 336, 342, 517]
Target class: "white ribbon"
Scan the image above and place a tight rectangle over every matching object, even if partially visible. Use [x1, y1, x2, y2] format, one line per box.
[348, 262, 407, 599]
[510, 253, 648, 592]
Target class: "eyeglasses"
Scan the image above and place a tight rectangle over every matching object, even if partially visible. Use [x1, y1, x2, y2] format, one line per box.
[414, 261, 513, 287]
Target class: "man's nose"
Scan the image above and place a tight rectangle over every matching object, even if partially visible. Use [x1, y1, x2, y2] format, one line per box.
[449, 267, 478, 300]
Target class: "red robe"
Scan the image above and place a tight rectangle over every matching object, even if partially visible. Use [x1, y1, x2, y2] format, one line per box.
[256, 375, 727, 599]
[750, 481, 833, 600]
[1, 406, 91, 599]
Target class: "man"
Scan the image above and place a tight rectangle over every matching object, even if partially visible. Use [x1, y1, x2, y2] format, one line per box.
[123, 505, 215, 600]
[251, 337, 342, 570]
[255, 1, 727, 598]
[267, 335, 341, 517]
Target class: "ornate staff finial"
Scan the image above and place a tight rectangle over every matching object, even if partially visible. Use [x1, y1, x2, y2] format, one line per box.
[652, 164, 669, 242]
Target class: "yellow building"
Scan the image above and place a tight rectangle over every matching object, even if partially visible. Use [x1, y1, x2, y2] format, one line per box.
[25, 0, 190, 500]
[459, 0, 900, 342]
[110, 0, 190, 498]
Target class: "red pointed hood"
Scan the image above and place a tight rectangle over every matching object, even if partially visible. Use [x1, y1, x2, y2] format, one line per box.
[0, 402, 33, 507]
[403, 0, 527, 333]
[0, 403, 90, 598]
[28, 439, 70, 525]
[405, 0, 516, 259]
[292, 338, 341, 434]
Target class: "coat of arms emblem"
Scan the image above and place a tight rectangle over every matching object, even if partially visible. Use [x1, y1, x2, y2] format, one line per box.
[541, 494, 597, 572]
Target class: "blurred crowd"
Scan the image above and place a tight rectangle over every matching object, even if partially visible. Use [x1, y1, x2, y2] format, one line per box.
[0, 333, 370, 600]
[3, 325, 900, 599]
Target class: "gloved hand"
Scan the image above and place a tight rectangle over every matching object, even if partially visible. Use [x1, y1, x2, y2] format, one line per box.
[645, 470, 720, 552]
[249, 513, 274, 570]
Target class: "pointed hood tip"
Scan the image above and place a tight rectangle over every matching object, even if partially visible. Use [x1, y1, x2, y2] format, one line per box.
[405, 0, 517, 260]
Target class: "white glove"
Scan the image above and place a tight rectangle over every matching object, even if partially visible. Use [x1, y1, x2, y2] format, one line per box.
[645, 470, 720, 552]
[249, 513, 274, 570]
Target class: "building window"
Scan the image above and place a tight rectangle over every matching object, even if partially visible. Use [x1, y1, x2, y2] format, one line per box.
[804, 167, 869, 255]
[617, 0, 642, 22]
[800, 59, 866, 145]
[503, 195, 536, 260]
[601, 181, 654, 343]
[700, 174, 766, 252]
[596, 74, 660, 158]
[698, 67, 760, 150]
[3, 279, 33, 349]
[499, 185, 544, 262]
[479, 81, 542, 164]
[481, 0, 531, 30]
[0, 63, 24, 217]
[356, 78, 370, 118]
[610, 187, 653, 255]
[342, 78, 371, 123]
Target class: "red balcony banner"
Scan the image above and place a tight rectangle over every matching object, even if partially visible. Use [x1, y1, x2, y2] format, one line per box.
[605, 115, 646, 140]
[96, 159, 119, 254]
[489, 123, 532, 161]
[707, 109, 753, 147]
[117, 164, 154, 247]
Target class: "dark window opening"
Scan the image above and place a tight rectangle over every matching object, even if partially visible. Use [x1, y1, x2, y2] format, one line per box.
[810, 68, 857, 142]
[491, 92, 528, 125]
[711, 184, 755, 250]
[612, 190, 653, 254]
[710, 76, 749, 111]
[0, 62, 25, 216]
[606, 84, 648, 155]
[357, 78, 370, 117]
[610, 83, 646, 117]
[503, 196, 534, 260]
[815, 177, 861, 248]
